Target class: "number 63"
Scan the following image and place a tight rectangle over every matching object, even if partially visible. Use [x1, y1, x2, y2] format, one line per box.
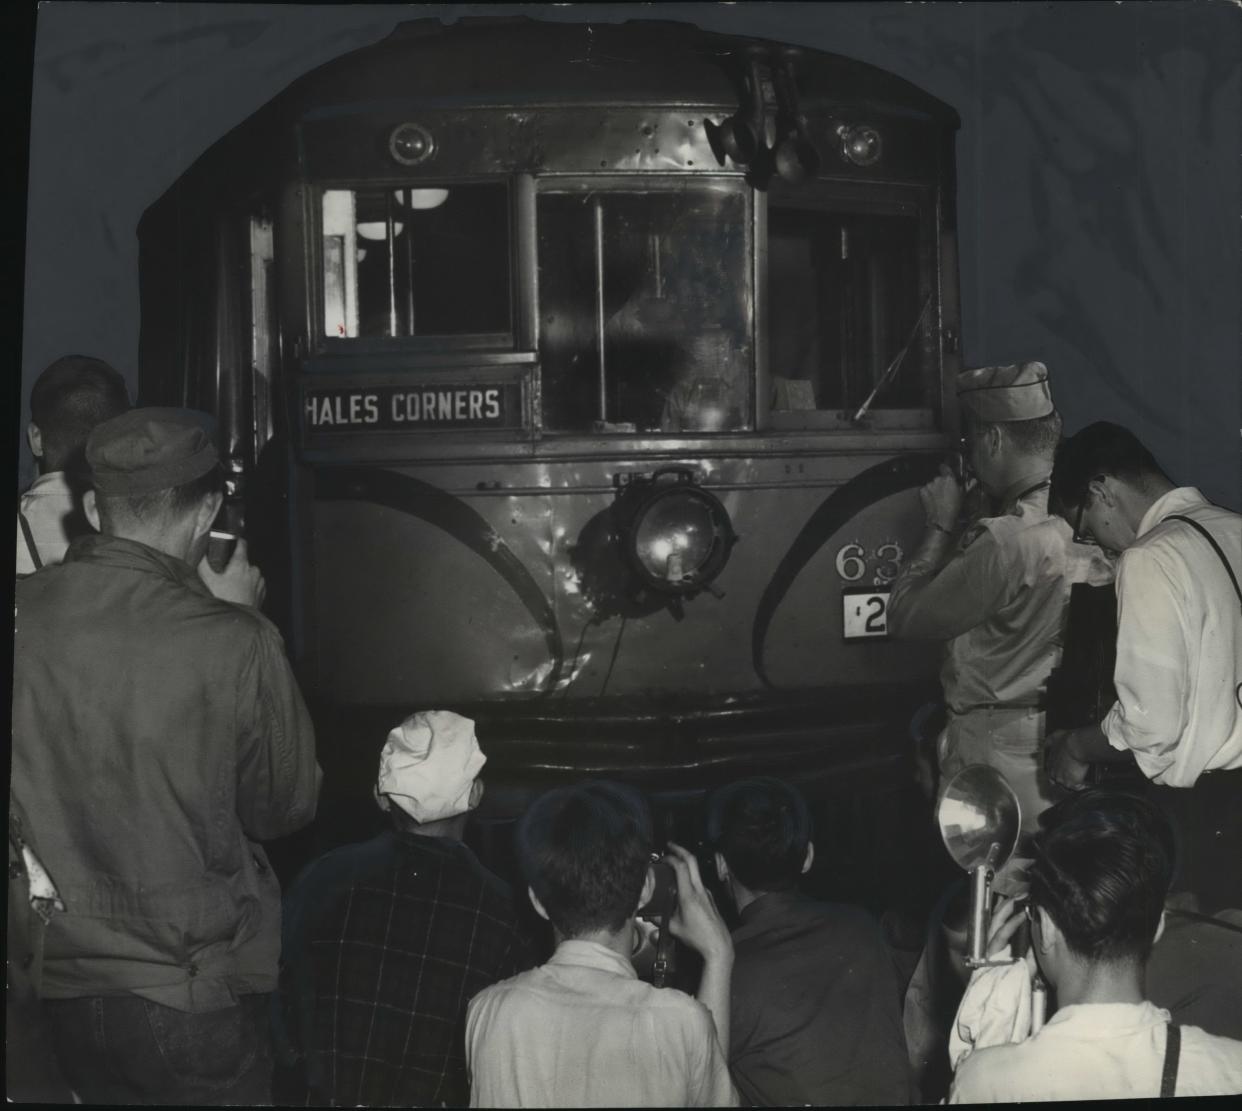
[835, 540, 903, 585]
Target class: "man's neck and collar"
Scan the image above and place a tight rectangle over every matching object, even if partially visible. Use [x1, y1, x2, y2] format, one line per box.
[1052, 957, 1147, 1010]
[549, 927, 639, 978]
[22, 470, 73, 499]
[996, 463, 1053, 514]
[733, 884, 805, 923]
[1136, 485, 1209, 541]
[67, 533, 208, 593]
[391, 810, 469, 842]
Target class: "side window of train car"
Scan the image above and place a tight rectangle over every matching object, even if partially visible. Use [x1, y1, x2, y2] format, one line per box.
[320, 183, 511, 341]
[766, 185, 938, 429]
[536, 184, 753, 434]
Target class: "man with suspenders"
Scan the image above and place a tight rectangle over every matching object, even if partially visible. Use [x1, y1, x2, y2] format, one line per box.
[16, 355, 130, 575]
[948, 790, 1242, 1101]
[1045, 421, 1242, 912]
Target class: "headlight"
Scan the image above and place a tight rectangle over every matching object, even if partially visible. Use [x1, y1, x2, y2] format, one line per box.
[388, 122, 436, 167]
[835, 123, 882, 167]
[618, 467, 737, 597]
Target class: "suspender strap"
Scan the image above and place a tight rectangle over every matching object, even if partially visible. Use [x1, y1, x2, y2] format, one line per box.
[17, 511, 43, 570]
[1164, 514, 1242, 608]
[1161, 1023, 1181, 1099]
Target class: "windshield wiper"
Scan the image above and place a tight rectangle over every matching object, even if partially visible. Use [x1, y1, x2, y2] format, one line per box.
[849, 291, 934, 423]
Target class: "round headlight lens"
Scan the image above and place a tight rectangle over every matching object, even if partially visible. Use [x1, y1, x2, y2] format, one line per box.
[836, 123, 882, 167]
[620, 475, 736, 596]
[633, 492, 720, 585]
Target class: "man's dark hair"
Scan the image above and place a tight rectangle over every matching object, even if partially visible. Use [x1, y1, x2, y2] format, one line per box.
[516, 780, 653, 937]
[965, 410, 1062, 458]
[706, 777, 812, 892]
[1027, 789, 1174, 965]
[1049, 420, 1173, 518]
[29, 356, 130, 473]
[96, 465, 225, 532]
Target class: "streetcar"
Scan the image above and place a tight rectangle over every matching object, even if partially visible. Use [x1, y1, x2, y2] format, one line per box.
[138, 16, 962, 887]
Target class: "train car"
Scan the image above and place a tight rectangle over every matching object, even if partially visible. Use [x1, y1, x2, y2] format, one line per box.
[138, 16, 962, 890]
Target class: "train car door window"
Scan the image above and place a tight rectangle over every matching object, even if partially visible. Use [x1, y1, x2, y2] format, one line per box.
[767, 191, 936, 426]
[249, 212, 276, 455]
[320, 183, 510, 340]
[536, 185, 752, 434]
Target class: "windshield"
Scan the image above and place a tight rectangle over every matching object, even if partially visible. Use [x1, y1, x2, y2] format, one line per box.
[537, 184, 752, 433]
[767, 198, 933, 414]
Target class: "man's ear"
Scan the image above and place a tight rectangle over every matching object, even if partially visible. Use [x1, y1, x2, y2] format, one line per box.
[27, 423, 43, 460]
[83, 488, 100, 532]
[1152, 909, 1166, 948]
[527, 886, 550, 922]
[801, 841, 815, 875]
[985, 423, 1004, 458]
[714, 851, 729, 886]
[1087, 475, 1114, 508]
[1035, 907, 1059, 954]
[192, 490, 224, 540]
[634, 864, 656, 914]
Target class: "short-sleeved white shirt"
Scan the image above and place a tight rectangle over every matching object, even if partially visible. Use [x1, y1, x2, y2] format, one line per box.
[465, 938, 737, 1107]
[950, 1001, 1242, 1102]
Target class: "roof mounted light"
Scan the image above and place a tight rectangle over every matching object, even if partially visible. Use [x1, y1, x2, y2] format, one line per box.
[836, 123, 883, 167]
[388, 122, 436, 166]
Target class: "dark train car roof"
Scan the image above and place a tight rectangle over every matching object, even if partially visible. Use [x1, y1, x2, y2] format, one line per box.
[140, 16, 958, 236]
[292, 16, 958, 117]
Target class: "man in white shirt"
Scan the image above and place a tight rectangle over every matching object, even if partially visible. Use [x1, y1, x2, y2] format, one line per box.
[1044, 421, 1242, 910]
[16, 355, 130, 575]
[465, 780, 737, 1107]
[949, 790, 1242, 1102]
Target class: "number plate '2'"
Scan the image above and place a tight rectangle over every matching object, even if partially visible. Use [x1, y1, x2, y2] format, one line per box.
[842, 586, 891, 640]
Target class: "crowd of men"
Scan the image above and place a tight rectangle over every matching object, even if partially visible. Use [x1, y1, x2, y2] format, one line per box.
[8, 352, 1242, 1106]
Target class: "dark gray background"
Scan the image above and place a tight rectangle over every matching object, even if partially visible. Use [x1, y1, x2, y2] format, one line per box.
[19, 2, 1241, 504]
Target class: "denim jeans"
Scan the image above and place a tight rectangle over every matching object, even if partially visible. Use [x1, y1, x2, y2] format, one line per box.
[45, 992, 273, 1106]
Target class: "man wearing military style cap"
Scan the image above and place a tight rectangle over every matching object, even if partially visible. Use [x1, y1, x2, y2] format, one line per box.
[886, 362, 1113, 856]
[11, 407, 321, 1104]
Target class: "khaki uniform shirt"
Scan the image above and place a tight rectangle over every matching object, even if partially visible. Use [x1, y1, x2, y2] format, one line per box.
[887, 472, 1113, 829]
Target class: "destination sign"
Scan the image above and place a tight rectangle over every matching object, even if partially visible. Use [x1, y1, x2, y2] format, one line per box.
[304, 383, 521, 431]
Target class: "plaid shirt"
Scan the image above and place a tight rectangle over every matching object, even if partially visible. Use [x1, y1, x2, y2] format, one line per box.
[280, 829, 529, 1107]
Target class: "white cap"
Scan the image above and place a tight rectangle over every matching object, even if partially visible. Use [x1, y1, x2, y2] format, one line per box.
[374, 710, 486, 823]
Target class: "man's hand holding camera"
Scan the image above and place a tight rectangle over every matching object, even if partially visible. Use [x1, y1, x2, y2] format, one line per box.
[663, 842, 733, 963]
[662, 842, 735, 1058]
[198, 539, 267, 609]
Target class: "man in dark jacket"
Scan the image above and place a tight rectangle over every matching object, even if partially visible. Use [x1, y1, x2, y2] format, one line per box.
[708, 777, 911, 1106]
[10, 407, 321, 1104]
[278, 711, 530, 1106]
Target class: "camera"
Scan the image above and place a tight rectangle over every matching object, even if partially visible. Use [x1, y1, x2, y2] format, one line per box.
[635, 855, 679, 988]
[207, 529, 238, 572]
[637, 857, 678, 921]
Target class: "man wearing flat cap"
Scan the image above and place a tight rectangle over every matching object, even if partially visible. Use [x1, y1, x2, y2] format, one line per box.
[886, 363, 1113, 850]
[11, 407, 321, 1104]
[277, 710, 530, 1107]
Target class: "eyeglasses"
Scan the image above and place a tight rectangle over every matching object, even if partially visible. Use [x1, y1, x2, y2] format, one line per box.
[1071, 498, 1093, 546]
